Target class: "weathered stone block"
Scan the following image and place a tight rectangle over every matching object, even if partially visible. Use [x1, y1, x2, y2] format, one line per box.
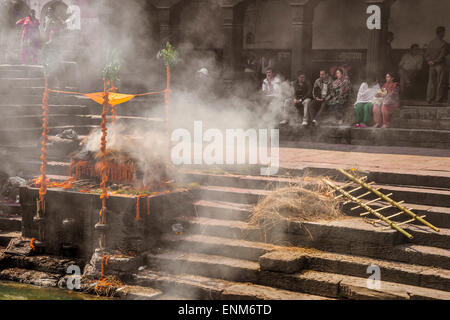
[4, 238, 34, 256]
[115, 285, 162, 300]
[259, 250, 306, 274]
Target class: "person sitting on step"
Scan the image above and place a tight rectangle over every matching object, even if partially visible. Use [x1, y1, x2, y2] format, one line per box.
[354, 74, 380, 128]
[327, 68, 351, 126]
[372, 72, 400, 128]
[281, 71, 312, 126]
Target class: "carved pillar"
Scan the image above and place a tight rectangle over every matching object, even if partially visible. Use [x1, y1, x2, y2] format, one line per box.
[221, 2, 246, 86]
[156, 7, 171, 46]
[366, 0, 394, 77]
[290, 1, 317, 79]
[222, 5, 235, 81]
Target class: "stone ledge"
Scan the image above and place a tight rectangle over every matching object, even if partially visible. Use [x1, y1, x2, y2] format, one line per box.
[259, 250, 306, 274]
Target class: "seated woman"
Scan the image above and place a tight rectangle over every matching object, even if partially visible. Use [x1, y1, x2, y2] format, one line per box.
[372, 72, 400, 128]
[327, 68, 351, 125]
[354, 75, 380, 128]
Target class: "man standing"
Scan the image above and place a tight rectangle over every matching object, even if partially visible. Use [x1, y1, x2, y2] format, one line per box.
[398, 44, 423, 95]
[309, 70, 333, 126]
[425, 26, 448, 103]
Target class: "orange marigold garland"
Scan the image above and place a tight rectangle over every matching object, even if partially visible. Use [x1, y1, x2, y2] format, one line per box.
[38, 77, 49, 213]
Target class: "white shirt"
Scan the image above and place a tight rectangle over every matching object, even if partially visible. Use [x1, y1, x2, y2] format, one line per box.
[355, 82, 380, 105]
[262, 76, 282, 97]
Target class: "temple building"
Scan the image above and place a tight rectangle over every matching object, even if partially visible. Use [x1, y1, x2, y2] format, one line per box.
[1, 0, 449, 91]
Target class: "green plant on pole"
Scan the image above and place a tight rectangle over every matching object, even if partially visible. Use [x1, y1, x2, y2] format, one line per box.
[159, 42, 181, 67]
[103, 48, 121, 89]
[158, 42, 179, 172]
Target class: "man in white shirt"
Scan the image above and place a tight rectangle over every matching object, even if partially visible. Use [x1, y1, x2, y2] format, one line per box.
[398, 44, 423, 93]
[262, 68, 281, 97]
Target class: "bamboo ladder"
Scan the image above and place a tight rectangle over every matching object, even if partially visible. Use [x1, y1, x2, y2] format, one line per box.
[324, 168, 440, 239]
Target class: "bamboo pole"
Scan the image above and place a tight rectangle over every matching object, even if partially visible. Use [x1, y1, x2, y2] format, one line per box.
[165, 65, 171, 170]
[338, 168, 439, 232]
[324, 179, 413, 239]
[38, 77, 49, 215]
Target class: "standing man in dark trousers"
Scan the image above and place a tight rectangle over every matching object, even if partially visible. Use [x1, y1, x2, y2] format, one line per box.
[425, 26, 448, 103]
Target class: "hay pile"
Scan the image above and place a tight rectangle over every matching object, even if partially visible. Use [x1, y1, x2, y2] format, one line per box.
[249, 177, 345, 232]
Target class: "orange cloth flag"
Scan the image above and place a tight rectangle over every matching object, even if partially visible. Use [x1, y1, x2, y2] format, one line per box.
[84, 92, 136, 106]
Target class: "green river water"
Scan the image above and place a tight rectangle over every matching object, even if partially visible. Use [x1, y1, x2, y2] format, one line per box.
[0, 281, 112, 300]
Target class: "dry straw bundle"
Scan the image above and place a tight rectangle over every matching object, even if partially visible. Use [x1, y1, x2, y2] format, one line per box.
[249, 176, 345, 241]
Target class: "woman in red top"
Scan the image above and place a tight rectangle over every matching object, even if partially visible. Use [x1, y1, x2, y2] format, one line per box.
[372, 72, 400, 128]
[16, 10, 40, 64]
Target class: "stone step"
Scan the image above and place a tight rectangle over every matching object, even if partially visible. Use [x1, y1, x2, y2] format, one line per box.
[0, 216, 21, 232]
[393, 106, 450, 120]
[195, 185, 270, 204]
[0, 125, 98, 144]
[193, 200, 252, 221]
[0, 231, 20, 247]
[391, 119, 450, 131]
[181, 170, 296, 190]
[144, 250, 450, 299]
[257, 270, 450, 300]
[160, 233, 274, 261]
[344, 200, 450, 229]
[180, 217, 263, 242]
[359, 183, 450, 208]
[0, 135, 82, 160]
[0, 78, 45, 88]
[259, 248, 450, 292]
[0, 64, 44, 72]
[349, 127, 450, 149]
[0, 86, 46, 96]
[132, 269, 328, 300]
[0, 69, 43, 79]
[1, 93, 83, 105]
[146, 250, 260, 283]
[15, 160, 72, 177]
[182, 217, 450, 266]
[1, 114, 165, 131]
[0, 104, 89, 116]
[182, 168, 450, 195]
[286, 217, 450, 251]
[281, 125, 450, 149]
[1, 114, 100, 129]
[391, 244, 450, 270]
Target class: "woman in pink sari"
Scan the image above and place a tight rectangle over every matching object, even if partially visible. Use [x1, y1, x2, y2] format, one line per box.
[372, 72, 400, 128]
[16, 10, 40, 64]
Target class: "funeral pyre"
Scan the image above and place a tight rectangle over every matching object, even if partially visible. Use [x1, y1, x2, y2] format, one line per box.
[32, 124, 172, 195]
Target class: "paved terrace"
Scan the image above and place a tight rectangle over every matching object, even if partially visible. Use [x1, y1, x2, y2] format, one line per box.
[279, 142, 450, 178]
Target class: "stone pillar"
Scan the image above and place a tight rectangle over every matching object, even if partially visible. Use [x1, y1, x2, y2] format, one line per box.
[221, 1, 245, 86]
[366, 0, 394, 77]
[156, 7, 171, 46]
[290, 1, 317, 80]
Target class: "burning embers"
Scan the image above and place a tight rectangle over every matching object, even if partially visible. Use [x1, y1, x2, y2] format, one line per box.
[70, 151, 138, 185]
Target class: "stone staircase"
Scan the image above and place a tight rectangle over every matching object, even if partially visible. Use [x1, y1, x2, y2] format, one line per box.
[281, 101, 450, 149]
[0, 64, 165, 179]
[128, 168, 450, 300]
